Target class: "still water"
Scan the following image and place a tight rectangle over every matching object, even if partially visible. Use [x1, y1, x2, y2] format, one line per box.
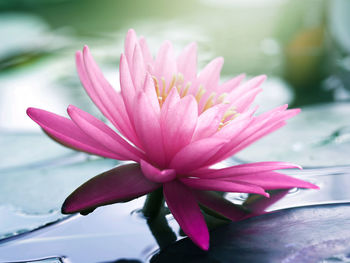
[0, 0, 350, 262]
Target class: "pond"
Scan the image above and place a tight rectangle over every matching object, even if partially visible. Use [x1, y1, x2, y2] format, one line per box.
[0, 0, 350, 262]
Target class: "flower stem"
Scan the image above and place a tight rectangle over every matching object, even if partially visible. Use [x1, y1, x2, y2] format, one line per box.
[142, 187, 164, 218]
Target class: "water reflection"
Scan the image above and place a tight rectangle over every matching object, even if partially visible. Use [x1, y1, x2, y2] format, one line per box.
[1, 165, 350, 262]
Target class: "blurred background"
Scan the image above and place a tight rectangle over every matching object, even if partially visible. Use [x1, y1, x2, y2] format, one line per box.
[0, 0, 349, 248]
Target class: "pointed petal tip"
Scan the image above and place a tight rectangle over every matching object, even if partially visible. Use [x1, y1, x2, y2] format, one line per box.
[197, 240, 210, 251]
[212, 56, 224, 65]
[257, 74, 267, 81]
[83, 45, 89, 53]
[306, 182, 320, 190]
[127, 28, 136, 36]
[61, 196, 79, 214]
[61, 201, 72, 214]
[26, 107, 43, 122]
[75, 50, 82, 58]
[26, 107, 34, 117]
[67, 104, 78, 116]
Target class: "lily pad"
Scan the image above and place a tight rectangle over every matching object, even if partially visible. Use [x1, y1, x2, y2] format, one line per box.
[152, 203, 350, 263]
[0, 157, 119, 239]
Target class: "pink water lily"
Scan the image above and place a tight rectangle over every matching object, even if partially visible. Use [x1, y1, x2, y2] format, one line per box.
[27, 29, 318, 250]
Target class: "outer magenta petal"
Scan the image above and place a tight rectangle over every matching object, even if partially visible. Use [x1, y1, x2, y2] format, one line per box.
[191, 161, 302, 179]
[170, 138, 227, 173]
[181, 178, 269, 197]
[62, 163, 160, 214]
[229, 171, 319, 190]
[243, 190, 289, 214]
[163, 180, 209, 250]
[67, 105, 143, 161]
[193, 190, 248, 221]
[27, 107, 121, 159]
[140, 160, 176, 183]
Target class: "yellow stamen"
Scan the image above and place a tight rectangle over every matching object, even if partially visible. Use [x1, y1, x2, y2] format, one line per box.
[216, 93, 230, 104]
[161, 77, 167, 101]
[177, 73, 184, 85]
[181, 82, 191, 97]
[169, 75, 176, 90]
[203, 93, 216, 111]
[195, 85, 206, 103]
[176, 85, 182, 95]
[218, 109, 239, 130]
[222, 107, 237, 121]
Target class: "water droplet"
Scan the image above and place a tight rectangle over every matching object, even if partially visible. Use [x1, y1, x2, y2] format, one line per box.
[288, 188, 299, 194]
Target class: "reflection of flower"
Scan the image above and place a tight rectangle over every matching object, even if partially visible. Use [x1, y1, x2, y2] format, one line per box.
[27, 29, 318, 250]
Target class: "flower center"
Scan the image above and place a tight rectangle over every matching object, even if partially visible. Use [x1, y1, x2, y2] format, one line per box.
[152, 74, 239, 129]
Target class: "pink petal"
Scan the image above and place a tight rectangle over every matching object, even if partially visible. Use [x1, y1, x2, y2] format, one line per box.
[124, 29, 138, 69]
[62, 163, 160, 214]
[192, 104, 227, 141]
[134, 92, 166, 167]
[193, 190, 248, 221]
[27, 107, 122, 159]
[143, 73, 160, 115]
[213, 112, 252, 140]
[181, 178, 269, 197]
[229, 109, 300, 156]
[192, 162, 302, 179]
[169, 138, 228, 174]
[194, 57, 224, 111]
[226, 75, 266, 103]
[194, 57, 224, 94]
[119, 53, 136, 120]
[233, 87, 263, 113]
[243, 190, 289, 214]
[138, 36, 153, 66]
[67, 105, 143, 161]
[211, 107, 299, 163]
[154, 41, 177, 92]
[140, 159, 176, 183]
[76, 49, 137, 144]
[205, 116, 253, 165]
[163, 180, 209, 250]
[131, 43, 147, 90]
[160, 87, 181, 124]
[229, 171, 319, 190]
[218, 74, 245, 94]
[177, 42, 197, 84]
[162, 95, 198, 160]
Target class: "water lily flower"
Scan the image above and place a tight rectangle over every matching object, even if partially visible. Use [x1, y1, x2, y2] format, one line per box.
[27, 29, 318, 250]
